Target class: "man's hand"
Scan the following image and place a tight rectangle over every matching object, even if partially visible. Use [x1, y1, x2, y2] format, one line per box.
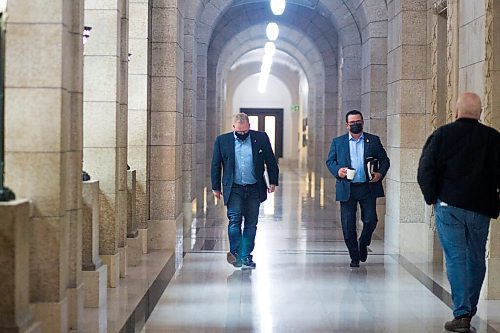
[338, 167, 348, 178]
[369, 172, 382, 183]
[213, 190, 222, 199]
[268, 185, 276, 193]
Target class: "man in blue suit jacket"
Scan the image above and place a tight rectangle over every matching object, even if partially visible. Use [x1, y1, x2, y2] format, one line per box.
[326, 110, 390, 267]
[212, 113, 279, 269]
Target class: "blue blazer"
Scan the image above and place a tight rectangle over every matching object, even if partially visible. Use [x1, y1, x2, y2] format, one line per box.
[211, 130, 279, 205]
[326, 132, 390, 202]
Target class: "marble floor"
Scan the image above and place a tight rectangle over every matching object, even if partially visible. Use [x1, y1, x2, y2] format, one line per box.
[145, 166, 500, 333]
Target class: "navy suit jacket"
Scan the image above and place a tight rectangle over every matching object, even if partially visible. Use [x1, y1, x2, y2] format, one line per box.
[211, 130, 279, 205]
[326, 132, 390, 202]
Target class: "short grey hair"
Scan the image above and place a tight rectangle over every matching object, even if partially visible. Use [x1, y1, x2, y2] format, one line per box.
[233, 113, 249, 124]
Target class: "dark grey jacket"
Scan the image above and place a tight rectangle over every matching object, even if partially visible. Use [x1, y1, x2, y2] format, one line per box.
[417, 118, 500, 218]
[211, 130, 279, 205]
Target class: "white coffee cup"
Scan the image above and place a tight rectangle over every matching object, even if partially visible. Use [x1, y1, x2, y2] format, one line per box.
[346, 168, 356, 180]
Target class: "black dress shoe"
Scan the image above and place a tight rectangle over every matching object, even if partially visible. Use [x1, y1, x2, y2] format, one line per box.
[359, 245, 368, 262]
[241, 257, 256, 269]
[350, 260, 360, 268]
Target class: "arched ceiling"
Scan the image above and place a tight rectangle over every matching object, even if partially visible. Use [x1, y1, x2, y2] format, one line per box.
[207, 2, 340, 68]
[188, 0, 374, 47]
[216, 25, 327, 93]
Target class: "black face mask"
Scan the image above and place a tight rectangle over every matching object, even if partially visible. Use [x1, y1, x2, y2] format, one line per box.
[349, 123, 363, 134]
[235, 131, 250, 141]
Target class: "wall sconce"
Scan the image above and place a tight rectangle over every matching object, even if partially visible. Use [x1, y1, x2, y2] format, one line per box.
[82, 26, 92, 44]
[128, 53, 132, 62]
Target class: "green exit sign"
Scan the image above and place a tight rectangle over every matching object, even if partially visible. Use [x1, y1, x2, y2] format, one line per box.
[291, 105, 300, 112]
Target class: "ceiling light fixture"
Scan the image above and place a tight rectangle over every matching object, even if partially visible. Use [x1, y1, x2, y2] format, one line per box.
[264, 41, 276, 56]
[270, 0, 286, 15]
[266, 22, 279, 41]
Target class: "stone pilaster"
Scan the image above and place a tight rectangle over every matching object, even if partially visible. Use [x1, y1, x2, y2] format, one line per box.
[482, 0, 500, 300]
[126, 170, 142, 266]
[82, 181, 107, 308]
[183, 9, 197, 233]
[129, 0, 150, 254]
[5, 1, 84, 331]
[385, 0, 430, 257]
[149, 0, 184, 250]
[118, 0, 130, 280]
[84, 0, 127, 287]
[446, 0, 459, 123]
[0, 200, 41, 333]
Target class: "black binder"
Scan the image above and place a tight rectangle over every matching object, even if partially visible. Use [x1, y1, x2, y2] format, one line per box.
[365, 157, 379, 181]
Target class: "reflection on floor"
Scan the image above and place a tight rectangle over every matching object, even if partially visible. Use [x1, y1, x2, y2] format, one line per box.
[145, 166, 500, 333]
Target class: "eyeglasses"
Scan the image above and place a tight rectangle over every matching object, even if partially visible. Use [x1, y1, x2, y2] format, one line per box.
[347, 121, 363, 126]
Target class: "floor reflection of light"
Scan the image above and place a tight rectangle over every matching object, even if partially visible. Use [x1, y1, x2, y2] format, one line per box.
[263, 191, 275, 215]
[310, 172, 315, 198]
[191, 220, 197, 250]
[203, 187, 207, 215]
[320, 177, 324, 207]
[256, 258, 273, 333]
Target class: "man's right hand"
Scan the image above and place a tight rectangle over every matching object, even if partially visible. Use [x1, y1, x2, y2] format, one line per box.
[338, 167, 347, 178]
[213, 190, 222, 199]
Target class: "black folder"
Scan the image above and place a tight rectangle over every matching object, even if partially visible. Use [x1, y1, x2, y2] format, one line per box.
[365, 157, 379, 181]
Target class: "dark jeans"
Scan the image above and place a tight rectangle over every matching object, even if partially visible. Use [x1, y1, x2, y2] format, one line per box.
[226, 184, 260, 260]
[340, 183, 378, 262]
[435, 200, 490, 317]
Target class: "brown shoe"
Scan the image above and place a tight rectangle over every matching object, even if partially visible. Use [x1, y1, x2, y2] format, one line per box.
[444, 317, 470, 332]
[226, 252, 241, 268]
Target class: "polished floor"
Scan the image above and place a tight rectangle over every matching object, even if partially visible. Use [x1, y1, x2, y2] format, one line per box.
[145, 166, 500, 333]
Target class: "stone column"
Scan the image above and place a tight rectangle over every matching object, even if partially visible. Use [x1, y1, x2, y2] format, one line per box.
[83, 0, 126, 287]
[67, 2, 85, 330]
[117, 0, 129, 279]
[148, 1, 185, 250]
[198, 45, 209, 210]
[126, 170, 142, 266]
[0, 200, 40, 333]
[82, 181, 107, 308]
[482, 0, 500, 299]
[5, 1, 84, 331]
[128, 0, 150, 254]
[183, 6, 197, 235]
[385, 0, 429, 257]
[446, 0, 459, 124]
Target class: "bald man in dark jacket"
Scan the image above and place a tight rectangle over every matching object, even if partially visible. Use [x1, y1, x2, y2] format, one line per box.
[417, 92, 500, 333]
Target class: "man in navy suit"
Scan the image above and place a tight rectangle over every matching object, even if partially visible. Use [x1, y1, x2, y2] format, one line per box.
[326, 110, 390, 267]
[211, 113, 279, 269]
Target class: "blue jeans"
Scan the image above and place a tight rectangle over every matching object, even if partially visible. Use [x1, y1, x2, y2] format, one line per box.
[435, 200, 491, 317]
[226, 184, 261, 260]
[340, 183, 378, 262]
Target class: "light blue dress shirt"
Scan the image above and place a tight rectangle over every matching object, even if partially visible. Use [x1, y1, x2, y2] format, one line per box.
[234, 133, 257, 185]
[349, 133, 366, 183]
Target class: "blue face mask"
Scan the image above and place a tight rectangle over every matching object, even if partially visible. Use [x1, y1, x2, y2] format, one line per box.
[235, 131, 250, 141]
